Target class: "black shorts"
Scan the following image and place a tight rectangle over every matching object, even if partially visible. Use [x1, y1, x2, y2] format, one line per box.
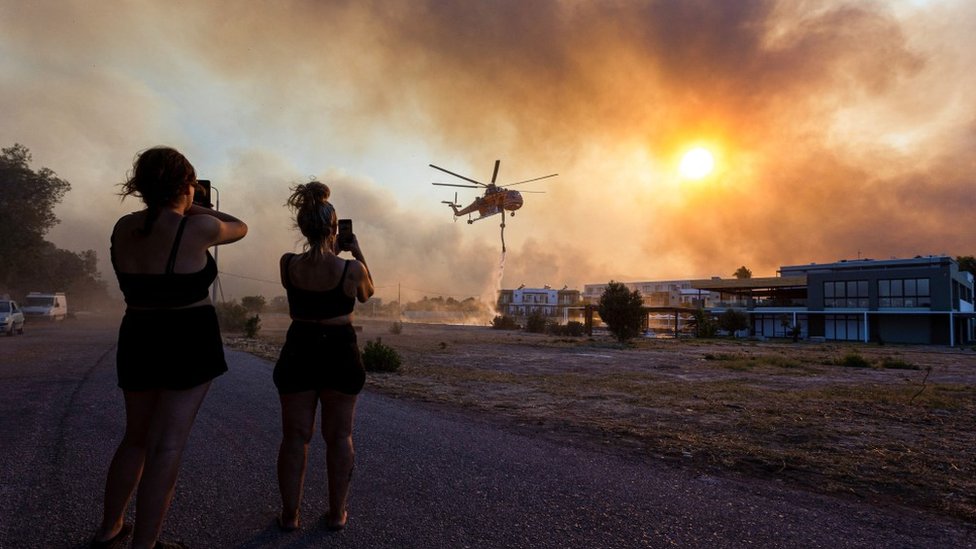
[274, 322, 365, 395]
[116, 306, 228, 391]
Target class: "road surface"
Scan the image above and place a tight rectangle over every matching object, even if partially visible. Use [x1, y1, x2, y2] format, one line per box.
[1, 318, 973, 548]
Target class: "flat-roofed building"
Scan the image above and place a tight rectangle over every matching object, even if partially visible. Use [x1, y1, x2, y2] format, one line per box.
[691, 256, 975, 345]
[582, 280, 719, 309]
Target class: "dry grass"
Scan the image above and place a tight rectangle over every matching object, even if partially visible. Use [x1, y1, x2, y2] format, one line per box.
[227, 315, 976, 522]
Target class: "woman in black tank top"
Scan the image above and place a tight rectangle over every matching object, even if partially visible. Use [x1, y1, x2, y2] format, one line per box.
[92, 147, 247, 549]
[273, 182, 373, 532]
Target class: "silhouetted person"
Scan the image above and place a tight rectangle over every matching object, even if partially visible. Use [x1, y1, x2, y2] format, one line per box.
[92, 147, 247, 549]
[274, 182, 373, 531]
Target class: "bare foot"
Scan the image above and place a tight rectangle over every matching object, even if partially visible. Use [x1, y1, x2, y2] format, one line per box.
[91, 523, 132, 548]
[325, 509, 347, 531]
[277, 511, 301, 532]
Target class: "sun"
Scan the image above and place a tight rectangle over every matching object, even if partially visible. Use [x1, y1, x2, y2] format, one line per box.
[679, 147, 715, 179]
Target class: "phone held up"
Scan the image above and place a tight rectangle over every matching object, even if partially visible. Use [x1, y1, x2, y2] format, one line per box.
[337, 218, 353, 250]
[193, 179, 214, 209]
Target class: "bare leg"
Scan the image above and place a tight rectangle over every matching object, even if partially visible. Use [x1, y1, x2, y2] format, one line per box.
[94, 390, 158, 542]
[129, 382, 211, 549]
[320, 389, 358, 529]
[277, 391, 318, 529]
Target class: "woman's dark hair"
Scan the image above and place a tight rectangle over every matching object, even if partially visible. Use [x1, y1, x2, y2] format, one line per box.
[120, 147, 198, 234]
[286, 181, 336, 250]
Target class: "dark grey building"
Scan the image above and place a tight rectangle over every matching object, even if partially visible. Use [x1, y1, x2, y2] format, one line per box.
[694, 256, 975, 346]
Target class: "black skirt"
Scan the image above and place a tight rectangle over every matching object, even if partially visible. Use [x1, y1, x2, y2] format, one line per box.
[274, 322, 365, 395]
[116, 305, 227, 391]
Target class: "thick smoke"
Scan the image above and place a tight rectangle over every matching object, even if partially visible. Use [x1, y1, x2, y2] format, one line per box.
[2, 0, 974, 303]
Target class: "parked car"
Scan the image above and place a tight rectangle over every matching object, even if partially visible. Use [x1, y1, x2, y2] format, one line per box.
[22, 292, 68, 321]
[0, 300, 25, 336]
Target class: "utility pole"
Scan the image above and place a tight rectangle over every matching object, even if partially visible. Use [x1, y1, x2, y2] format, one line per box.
[210, 184, 221, 303]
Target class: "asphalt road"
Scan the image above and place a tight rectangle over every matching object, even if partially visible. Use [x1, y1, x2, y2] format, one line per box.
[1, 319, 974, 549]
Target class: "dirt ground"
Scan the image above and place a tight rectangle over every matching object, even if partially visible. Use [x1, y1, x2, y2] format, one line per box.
[228, 314, 976, 523]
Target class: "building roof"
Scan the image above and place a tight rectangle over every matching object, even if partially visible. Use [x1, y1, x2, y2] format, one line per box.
[779, 255, 953, 275]
[690, 276, 807, 296]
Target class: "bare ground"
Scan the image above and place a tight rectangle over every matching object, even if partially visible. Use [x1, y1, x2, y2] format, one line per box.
[227, 314, 976, 524]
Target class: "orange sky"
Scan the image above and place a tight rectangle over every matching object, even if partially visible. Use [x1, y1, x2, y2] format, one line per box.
[2, 0, 974, 303]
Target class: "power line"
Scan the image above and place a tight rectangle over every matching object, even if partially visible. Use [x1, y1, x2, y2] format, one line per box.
[219, 273, 489, 301]
[218, 271, 280, 285]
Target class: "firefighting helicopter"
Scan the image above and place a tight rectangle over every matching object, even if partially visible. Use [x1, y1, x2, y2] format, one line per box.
[430, 160, 557, 252]
[430, 160, 556, 225]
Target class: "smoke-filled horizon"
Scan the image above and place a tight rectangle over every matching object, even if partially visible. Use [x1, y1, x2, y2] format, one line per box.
[2, 0, 974, 304]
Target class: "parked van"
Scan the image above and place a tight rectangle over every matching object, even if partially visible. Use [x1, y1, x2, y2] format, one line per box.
[22, 292, 68, 321]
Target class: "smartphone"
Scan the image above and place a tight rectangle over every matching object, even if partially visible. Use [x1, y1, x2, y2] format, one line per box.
[337, 218, 353, 249]
[193, 179, 213, 208]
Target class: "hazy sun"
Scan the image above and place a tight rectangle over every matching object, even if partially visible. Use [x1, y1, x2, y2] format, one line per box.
[679, 147, 715, 179]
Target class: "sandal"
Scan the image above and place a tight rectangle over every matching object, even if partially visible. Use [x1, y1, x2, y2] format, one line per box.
[90, 523, 132, 549]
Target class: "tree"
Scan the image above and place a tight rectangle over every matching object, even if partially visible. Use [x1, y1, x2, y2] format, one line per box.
[0, 144, 109, 308]
[691, 308, 718, 338]
[598, 281, 644, 343]
[0, 144, 71, 289]
[956, 256, 976, 277]
[241, 295, 266, 313]
[718, 309, 750, 337]
[733, 266, 752, 279]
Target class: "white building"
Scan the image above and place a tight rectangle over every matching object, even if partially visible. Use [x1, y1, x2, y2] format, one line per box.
[582, 279, 718, 308]
[497, 285, 583, 323]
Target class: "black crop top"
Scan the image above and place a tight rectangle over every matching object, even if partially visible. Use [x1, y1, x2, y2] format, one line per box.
[284, 254, 356, 320]
[112, 217, 218, 308]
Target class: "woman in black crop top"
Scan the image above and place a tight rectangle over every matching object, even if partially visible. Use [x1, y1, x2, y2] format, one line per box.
[273, 181, 373, 532]
[93, 147, 247, 549]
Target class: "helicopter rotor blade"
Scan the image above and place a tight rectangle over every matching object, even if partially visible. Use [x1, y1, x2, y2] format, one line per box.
[429, 164, 486, 187]
[432, 182, 481, 189]
[502, 173, 559, 187]
[516, 190, 546, 194]
[491, 160, 500, 184]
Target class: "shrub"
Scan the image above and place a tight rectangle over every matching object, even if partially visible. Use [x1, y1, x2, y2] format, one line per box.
[549, 320, 585, 337]
[838, 352, 871, 368]
[598, 281, 644, 343]
[243, 314, 261, 338]
[691, 308, 718, 338]
[491, 315, 519, 330]
[718, 309, 749, 337]
[216, 300, 248, 332]
[362, 337, 402, 372]
[524, 311, 547, 333]
[389, 320, 403, 335]
[879, 357, 919, 370]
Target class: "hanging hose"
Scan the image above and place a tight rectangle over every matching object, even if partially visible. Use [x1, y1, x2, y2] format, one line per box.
[500, 220, 506, 253]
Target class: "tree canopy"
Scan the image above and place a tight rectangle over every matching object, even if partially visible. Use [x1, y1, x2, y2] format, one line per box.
[956, 256, 976, 277]
[0, 144, 107, 308]
[598, 281, 644, 343]
[733, 265, 753, 279]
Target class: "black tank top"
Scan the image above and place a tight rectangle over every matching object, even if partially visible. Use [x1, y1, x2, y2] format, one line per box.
[112, 217, 217, 308]
[284, 255, 356, 320]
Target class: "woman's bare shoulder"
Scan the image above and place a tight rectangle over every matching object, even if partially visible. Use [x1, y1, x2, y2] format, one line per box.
[348, 259, 370, 278]
[112, 212, 144, 234]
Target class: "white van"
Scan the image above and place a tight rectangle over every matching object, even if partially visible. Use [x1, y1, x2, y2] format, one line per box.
[22, 292, 68, 321]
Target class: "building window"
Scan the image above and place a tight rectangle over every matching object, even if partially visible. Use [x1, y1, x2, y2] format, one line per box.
[878, 278, 931, 308]
[824, 280, 868, 308]
[825, 314, 863, 341]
